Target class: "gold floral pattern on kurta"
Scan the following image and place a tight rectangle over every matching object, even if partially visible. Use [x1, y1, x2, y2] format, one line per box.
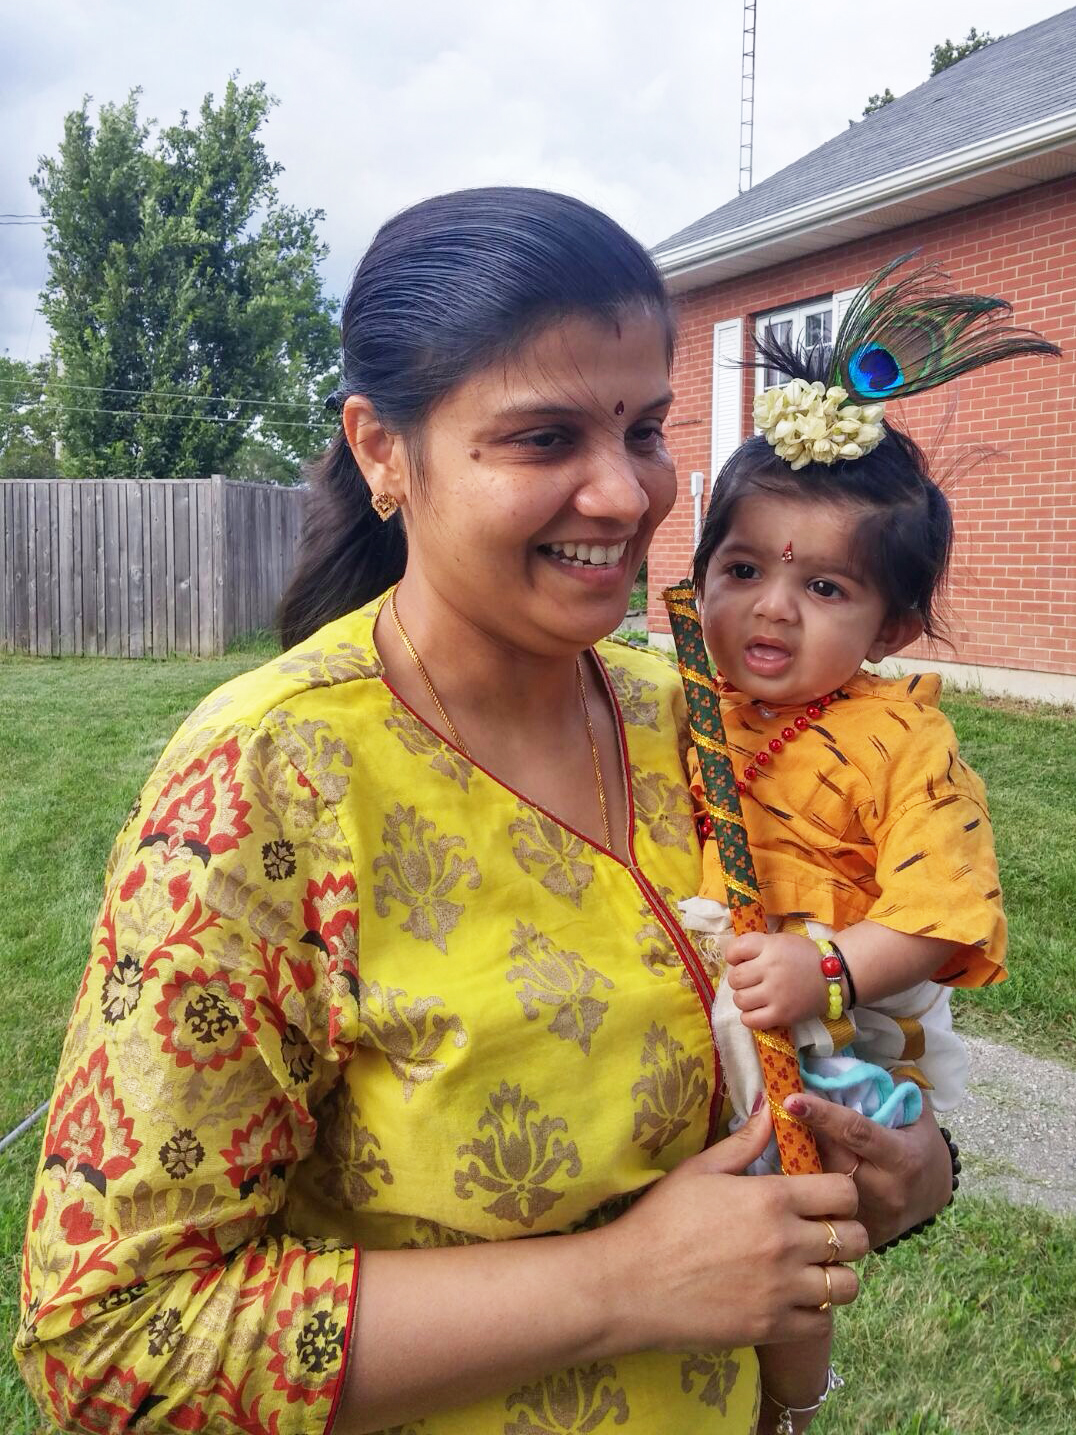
[506, 922, 613, 1052]
[18, 600, 759, 1435]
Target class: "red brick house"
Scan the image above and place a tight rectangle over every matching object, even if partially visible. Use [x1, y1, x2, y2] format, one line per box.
[648, 8, 1076, 700]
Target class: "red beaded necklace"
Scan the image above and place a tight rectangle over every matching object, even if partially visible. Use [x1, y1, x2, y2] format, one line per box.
[695, 688, 844, 843]
[735, 689, 843, 795]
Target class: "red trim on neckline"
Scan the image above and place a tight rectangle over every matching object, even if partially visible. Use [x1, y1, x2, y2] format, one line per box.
[378, 648, 629, 862]
[376, 631, 724, 1144]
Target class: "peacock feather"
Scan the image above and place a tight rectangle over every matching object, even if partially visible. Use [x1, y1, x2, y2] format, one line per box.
[830, 252, 1061, 403]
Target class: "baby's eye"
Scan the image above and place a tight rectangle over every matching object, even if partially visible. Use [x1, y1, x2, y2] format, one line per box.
[728, 562, 759, 581]
[808, 579, 844, 599]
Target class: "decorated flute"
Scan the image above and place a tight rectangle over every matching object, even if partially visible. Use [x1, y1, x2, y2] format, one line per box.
[663, 581, 821, 1176]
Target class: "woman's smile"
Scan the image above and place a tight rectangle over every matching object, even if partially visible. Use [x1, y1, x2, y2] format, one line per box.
[537, 536, 634, 584]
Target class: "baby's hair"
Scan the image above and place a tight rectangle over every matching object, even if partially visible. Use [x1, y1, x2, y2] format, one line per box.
[694, 333, 954, 640]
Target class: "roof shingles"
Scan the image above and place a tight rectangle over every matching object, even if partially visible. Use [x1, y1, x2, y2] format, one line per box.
[654, 7, 1076, 255]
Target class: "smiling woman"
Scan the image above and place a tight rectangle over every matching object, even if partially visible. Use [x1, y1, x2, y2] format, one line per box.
[17, 189, 954, 1435]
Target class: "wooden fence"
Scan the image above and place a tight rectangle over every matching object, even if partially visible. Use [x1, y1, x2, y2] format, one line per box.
[0, 476, 306, 658]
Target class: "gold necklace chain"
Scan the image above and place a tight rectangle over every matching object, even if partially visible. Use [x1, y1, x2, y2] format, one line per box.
[389, 588, 472, 756]
[576, 653, 612, 850]
[388, 588, 611, 849]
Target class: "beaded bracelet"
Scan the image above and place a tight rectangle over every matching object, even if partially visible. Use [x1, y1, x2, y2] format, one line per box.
[814, 937, 857, 1018]
[874, 1127, 961, 1253]
[815, 939, 845, 1021]
[831, 940, 857, 1010]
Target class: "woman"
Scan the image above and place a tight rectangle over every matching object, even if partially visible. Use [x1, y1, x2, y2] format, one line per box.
[18, 189, 954, 1435]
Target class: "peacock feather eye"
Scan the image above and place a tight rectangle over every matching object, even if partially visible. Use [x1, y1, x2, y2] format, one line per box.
[848, 342, 904, 396]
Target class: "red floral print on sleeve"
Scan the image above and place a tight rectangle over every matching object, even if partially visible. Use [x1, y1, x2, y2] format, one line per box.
[17, 720, 360, 1435]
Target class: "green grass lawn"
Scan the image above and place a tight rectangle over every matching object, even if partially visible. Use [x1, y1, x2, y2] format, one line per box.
[942, 692, 1076, 1064]
[0, 643, 274, 1433]
[1, 652, 1073, 1432]
[813, 1197, 1076, 1434]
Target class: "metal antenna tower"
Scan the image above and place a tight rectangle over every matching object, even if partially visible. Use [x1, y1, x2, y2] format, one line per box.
[739, 0, 757, 194]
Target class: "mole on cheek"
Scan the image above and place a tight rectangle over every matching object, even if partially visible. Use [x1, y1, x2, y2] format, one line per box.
[469, 448, 481, 461]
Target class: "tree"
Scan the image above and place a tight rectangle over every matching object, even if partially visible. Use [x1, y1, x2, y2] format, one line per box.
[862, 88, 896, 118]
[854, 26, 1004, 124]
[0, 357, 57, 477]
[930, 27, 1002, 75]
[32, 80, 338, 480]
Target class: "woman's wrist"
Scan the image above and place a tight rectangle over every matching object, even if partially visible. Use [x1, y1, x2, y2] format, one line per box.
[581, 1220, 642, 1361]
[760, 1364, 845, 1434]
[756, 1336, 832, 1429]
[873, 1127, 960, 1252]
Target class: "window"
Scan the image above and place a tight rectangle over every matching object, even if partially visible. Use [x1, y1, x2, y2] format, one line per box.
[754, 288, 860, 392]
[755, 297, 834, 389]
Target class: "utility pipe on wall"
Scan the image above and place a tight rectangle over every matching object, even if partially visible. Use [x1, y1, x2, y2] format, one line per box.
[691, 470, 705, 548]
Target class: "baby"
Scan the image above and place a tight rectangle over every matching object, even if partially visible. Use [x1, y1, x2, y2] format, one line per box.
[675, 255, 1060, 1156]
[676, 254, 1056, 1435]
[681, 421, 1006, 1149]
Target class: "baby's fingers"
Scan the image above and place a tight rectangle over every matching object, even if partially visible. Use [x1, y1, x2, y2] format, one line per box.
[726, 933, 766, 965]
[726, 961, 764, 991]
[733, 985, 770, 1014]
[739, 1006, 786, 1030]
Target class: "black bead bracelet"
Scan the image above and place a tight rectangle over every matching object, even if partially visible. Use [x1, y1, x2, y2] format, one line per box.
[826, 938, 858, 1010]
[874, 1127, 960, 1253]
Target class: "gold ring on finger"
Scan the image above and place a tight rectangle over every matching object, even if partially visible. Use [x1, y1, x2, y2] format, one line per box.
[818, 1265, 833, 1312]
[822, 1219, 843, 1263]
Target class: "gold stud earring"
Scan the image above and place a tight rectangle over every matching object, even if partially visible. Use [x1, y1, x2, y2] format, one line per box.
[371, 491, 399, 521]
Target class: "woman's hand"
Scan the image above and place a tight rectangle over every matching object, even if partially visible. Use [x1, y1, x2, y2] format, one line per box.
[784, 1093, 954, 1249]
[596, 1106, 869, 1357]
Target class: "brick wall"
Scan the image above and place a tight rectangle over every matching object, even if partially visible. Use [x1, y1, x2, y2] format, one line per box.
[648, 174, 1076, 679]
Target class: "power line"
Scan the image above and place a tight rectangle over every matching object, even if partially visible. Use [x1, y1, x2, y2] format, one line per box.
[0, 376, 334, 412]
[7, 399, 332, 431]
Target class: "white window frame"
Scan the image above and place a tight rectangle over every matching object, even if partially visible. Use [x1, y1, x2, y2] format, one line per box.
[753, 290, 859, 399]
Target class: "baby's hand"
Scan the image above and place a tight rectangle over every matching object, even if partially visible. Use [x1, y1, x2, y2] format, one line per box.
[724, 932, 827, 1030]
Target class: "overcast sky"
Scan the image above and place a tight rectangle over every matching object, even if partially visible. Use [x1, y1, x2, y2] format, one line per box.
[2, 0, 1070, 360]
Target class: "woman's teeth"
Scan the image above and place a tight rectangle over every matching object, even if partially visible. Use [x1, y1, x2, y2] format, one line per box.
[545, 540, 627, 567]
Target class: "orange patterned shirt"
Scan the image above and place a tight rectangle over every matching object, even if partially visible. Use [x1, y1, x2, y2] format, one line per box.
[691, 671, 1006, 988]
[18, 599, 761, 1435]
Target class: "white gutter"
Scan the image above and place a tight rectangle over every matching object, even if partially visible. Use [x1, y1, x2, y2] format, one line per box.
[657, 106, 1076, 280]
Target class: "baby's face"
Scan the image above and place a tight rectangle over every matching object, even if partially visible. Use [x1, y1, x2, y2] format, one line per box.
[699, 491, 895, 706]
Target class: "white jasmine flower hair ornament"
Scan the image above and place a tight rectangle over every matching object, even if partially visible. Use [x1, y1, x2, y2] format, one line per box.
[753, 380, 884, 470]
[750, 252, 1060, 471]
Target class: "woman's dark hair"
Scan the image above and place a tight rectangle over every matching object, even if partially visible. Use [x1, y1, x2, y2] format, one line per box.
[279, 187, 673, 647]
[693, 335, 954, 641]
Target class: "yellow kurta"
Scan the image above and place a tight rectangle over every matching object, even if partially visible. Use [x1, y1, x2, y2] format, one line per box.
[692, 671, 1007, 987]
[18, 597, 759, 1435]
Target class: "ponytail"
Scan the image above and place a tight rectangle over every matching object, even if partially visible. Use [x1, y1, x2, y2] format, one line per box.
[278, 431, 406, 649]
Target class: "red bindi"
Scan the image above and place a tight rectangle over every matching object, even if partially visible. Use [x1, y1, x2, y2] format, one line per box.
[781, 541, 794, 563]
[614, 400, 625, 416]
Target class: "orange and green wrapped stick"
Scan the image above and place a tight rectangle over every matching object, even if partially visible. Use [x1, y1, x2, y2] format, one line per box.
[663, 581, 822, 1176]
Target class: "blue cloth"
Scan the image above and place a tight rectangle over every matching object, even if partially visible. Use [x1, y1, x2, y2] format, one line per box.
[800, 1050, 923, 1127]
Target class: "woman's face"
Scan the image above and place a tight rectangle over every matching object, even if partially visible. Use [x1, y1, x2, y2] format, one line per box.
[401, 309, 675, 658]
